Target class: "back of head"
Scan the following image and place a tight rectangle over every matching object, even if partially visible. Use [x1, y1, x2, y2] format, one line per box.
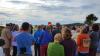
[37, 25, 42, 30]
[72, 26, 76, 30]
[21, 22, 30, 31]
[6, 23, 10, 27]
[6, 23, 11, 28]
[92, 24, 99, 31]
[61, 27, 72, 39]
[6, 23, 11, 30]
[56, 23, 61, 29]
[54, 33, 62, 42]
[10, 24, 19, 31]
[81, 28, 88, 34]
[43, 25, 46, 30]
[15, 24, 19, 31]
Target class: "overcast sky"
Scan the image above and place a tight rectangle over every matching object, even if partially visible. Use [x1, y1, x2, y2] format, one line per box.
[0, 0, 100, 25]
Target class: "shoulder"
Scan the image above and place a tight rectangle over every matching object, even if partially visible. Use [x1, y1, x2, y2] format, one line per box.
[2, 29, 5, 31]
[60, 40, 65, 44]
[77, 34, 82, 37]
[52, 29, 58, 33]
[16, 32, 23, 38]
[89, 31, 98, 37]
[89, 31, 95, 35]
[48, 43, 54, 49]
[69, 39, 76, 46]
[48, 42, 54, 46]
[77, 34, 84, 39]
[2, 28, 8, 33]
[26, 33, 34, 38]
[59, 44, 64, 48]
[34, 30, 39, 33]
[71, 39, 76, 43]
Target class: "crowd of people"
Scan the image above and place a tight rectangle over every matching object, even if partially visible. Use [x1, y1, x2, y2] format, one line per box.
[0, 22, 100, 56]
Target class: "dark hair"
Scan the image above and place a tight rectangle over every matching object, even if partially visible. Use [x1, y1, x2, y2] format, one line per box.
[21, 22, 30, 31]
[42, 25, 46, 30]
[37, 25, 42, 30]
[6, 23, 10, 26]
[30, 25, 33, 34]
[85, 26, 89, 32]
[65, 28, 72, 38]
[81, 28, 88, 34]
[56, 23, 61, 27]
[14, 25, 19, 31]
[6, 23, 12, 31]
[72, 26, 76, 30]
[92, 24, 99, 31]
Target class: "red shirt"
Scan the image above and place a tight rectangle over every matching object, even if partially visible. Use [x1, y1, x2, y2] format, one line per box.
[77, 34, 90, 53]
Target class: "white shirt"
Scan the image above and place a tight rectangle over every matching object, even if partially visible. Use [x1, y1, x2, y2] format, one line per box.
[71, 30, 79, 41]
[12, 31, 21, 46]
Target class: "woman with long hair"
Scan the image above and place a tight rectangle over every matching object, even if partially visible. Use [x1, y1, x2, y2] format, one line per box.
[61, 27, 77, 56]
[77, 28, 90, 56]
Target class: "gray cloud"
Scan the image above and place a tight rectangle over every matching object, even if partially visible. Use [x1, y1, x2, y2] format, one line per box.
[8, 1, 29, 4]
[0, 12, 16, 17]
[0, 0, 100, 25]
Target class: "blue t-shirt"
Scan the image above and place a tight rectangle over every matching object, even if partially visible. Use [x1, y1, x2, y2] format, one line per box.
[16, 32, 34, 55]
[33, 29, 44, 44]
[39, 30, 52, 45]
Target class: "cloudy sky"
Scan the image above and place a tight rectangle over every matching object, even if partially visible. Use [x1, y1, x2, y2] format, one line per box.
[0, 0, 100, 25]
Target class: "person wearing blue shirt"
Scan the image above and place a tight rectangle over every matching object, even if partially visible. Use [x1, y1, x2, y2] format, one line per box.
[34, 25, 44, 56]
[40, 26, 52, 56]
[89, 24, 100, 56]
[16, 22, 34, 56]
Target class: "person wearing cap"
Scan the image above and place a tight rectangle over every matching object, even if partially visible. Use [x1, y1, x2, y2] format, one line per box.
[52, 23, 61, 41]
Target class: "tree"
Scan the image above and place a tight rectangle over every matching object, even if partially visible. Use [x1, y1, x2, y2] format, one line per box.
[85, 14, 98, 25]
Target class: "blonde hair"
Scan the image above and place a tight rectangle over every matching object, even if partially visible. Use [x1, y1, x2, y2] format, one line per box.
[54, 33, 62, 42]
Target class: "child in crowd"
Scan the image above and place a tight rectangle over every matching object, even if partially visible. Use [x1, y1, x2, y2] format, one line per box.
[47, 33, 64, 56]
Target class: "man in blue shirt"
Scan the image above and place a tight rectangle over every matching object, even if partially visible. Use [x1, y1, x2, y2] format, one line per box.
[39, 26, 52, 56]
[34, 25, 44, 56]
[16, 22, 34, 56]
